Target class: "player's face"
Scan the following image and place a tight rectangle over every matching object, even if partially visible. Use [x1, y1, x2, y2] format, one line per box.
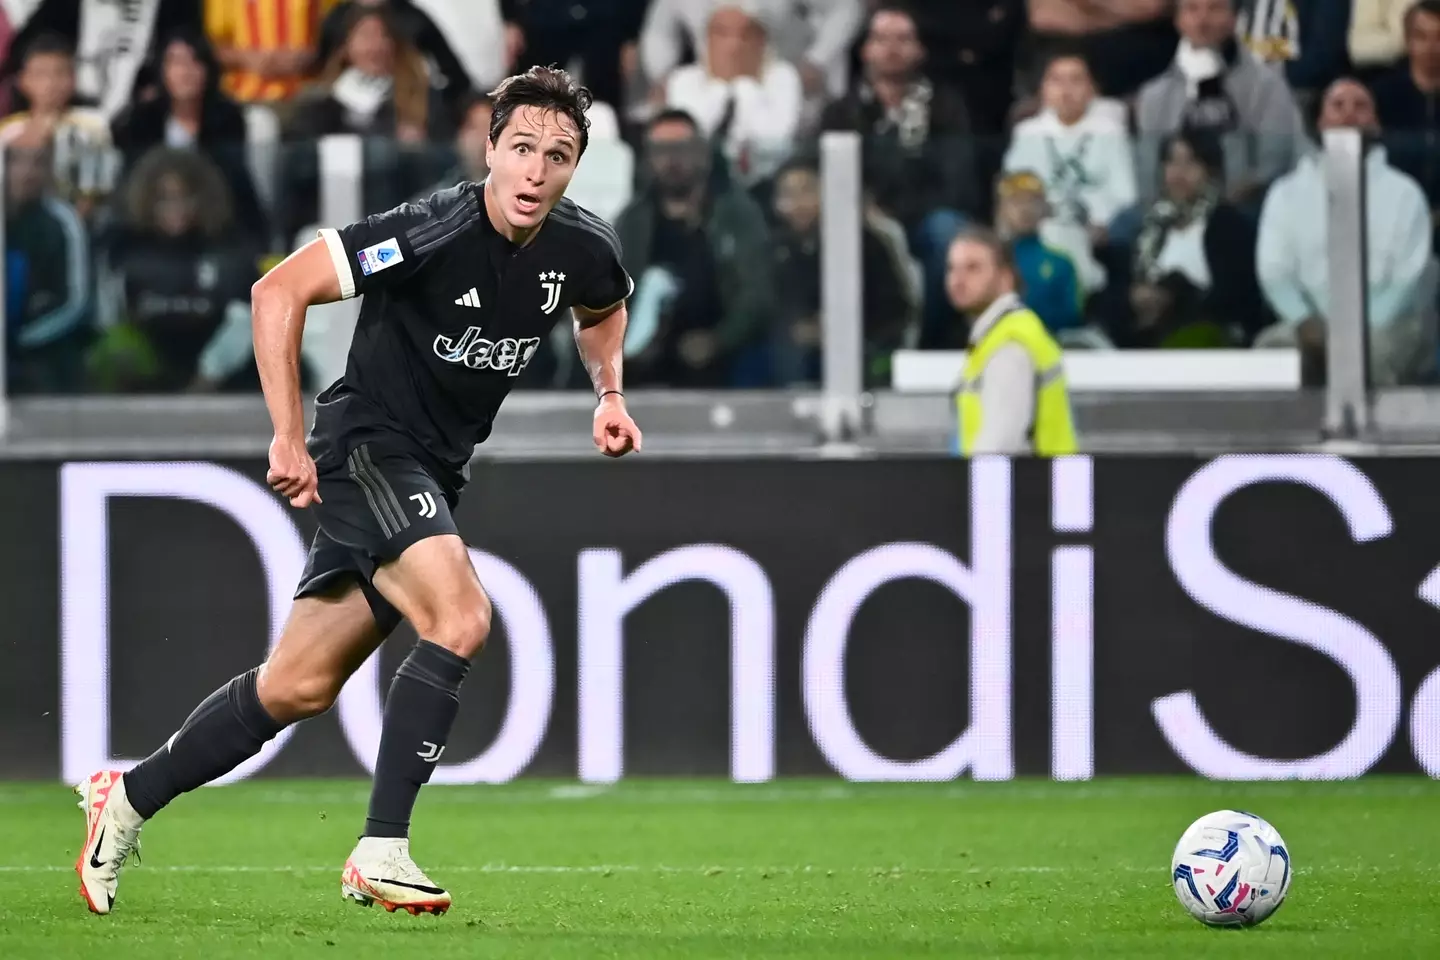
[486, 104, 580, 230]
[946, 239, 1010, 314]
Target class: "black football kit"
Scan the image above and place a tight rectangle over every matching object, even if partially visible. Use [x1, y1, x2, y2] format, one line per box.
[295, 181, 632, 632]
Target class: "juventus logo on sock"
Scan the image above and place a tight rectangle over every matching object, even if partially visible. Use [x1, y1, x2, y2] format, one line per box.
[417, 741, 445, 763]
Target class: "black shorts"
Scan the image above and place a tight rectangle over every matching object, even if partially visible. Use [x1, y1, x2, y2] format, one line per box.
[294, 442, 460, 636]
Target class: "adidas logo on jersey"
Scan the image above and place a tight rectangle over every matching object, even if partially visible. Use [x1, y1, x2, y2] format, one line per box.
[455, 287, 481, 308]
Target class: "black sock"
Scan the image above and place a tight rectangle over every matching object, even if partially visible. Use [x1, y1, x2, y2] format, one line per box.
[364, 640, 471, 838]
[123, 667, 285, 820]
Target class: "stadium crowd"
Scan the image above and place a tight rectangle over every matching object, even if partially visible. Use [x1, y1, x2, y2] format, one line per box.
[2, 0, 1439, 392]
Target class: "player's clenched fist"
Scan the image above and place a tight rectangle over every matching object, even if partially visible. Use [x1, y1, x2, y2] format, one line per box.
[593, 394, 642, 458]
[267, 434, 323, 507]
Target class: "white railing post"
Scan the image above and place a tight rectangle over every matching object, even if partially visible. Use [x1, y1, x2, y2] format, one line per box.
[1323, 128, 1370, 437]
[819, 131, 864, 442]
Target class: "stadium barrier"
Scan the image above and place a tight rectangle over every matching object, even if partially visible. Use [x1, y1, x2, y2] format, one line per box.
[1, 454, 1436, 782]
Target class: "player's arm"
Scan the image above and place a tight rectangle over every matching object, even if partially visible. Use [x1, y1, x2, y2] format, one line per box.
[254, 188, 449, 506]
[252, 240, 342, 445]
[573, 299, 626, 399]
[574, 297, 641, 457]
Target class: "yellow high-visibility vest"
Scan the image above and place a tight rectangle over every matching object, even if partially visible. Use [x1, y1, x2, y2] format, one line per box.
[956, 305, 1079, 457]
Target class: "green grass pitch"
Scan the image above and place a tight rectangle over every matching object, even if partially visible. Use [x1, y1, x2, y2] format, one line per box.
[2, 778, 1438, 958]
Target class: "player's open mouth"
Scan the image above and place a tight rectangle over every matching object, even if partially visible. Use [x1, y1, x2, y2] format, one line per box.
[515, 193, 541, 215]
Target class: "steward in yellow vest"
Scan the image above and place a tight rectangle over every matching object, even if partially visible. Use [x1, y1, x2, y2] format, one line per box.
[946, 229, 1079, 456]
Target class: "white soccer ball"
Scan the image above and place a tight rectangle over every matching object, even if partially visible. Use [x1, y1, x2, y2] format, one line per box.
[1171, 809, 1292, 927]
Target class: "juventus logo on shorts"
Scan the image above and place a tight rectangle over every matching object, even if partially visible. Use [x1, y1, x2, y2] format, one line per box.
[540, 270, 565, 314]
[417, 741, 445, 762]
[410, 492, 438, 519]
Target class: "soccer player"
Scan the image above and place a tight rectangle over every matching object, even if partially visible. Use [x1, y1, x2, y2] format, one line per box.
[73, 66, 641, 917]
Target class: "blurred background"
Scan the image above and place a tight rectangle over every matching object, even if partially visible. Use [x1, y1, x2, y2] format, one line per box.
[1, 0, 1438, 785]
[2, 0, 1439, 454]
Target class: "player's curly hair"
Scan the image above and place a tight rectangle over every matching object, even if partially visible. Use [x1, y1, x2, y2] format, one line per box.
[488, 65, 594, 157]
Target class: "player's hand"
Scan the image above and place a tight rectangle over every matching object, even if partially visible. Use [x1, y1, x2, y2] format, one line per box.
[593, 395, 642, 458]
[267, 434, 323, 508]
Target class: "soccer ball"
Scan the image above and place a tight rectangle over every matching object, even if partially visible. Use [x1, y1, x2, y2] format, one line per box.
[1171, 809, 1292, 927]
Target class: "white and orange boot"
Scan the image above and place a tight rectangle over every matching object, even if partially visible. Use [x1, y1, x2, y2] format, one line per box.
[74, 770, 144, 915]
[341, 837, 452, 916]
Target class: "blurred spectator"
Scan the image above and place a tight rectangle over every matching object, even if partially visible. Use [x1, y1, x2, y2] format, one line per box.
[4, 139, 92, 394]
[506, 0, 649, 112]
[822, 3, 978, 349]
[0, 4, 25, 116]
[285, 5, 452, 141]
[1351, 0, 1415, 77]
[279, 6, 451, 240]
[769, 156, 917, 385]
[993, 171, 1082, 336]
[640, 0, 862, 103]
[90, 148, 263, 393]
[422, 91, 493, 191]
[1027, 0, 1177, 99]
[1004, 51, 1136, 252]
[903, 0, 1027, 137]
[1256, 78, 1437, 386]
[663, 4, 803, 185]
[1136, 0, 1305, 207]
[0, 33, 114, 213]
[207, 0, 337, 104]
[614, 109, 775, 387]
[5, 0, 202, 118]
[111, 30, 269, 246]
[317, 0, 476, 112]
[1236, 0, 1351, 101]
[1114, 130, 1265, 347]
[1373, 1, 1440, 214]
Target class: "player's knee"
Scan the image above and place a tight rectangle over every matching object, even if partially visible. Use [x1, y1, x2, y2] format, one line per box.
[258, 665, 342, 722]
[423, 594, 491, 659]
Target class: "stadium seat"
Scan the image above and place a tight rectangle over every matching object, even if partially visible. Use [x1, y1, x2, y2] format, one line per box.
[586, 101, 622, 142]
[564, 139, 634, 224]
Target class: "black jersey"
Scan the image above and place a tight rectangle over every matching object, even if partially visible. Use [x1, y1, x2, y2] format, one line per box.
[307, 181, 632, 493]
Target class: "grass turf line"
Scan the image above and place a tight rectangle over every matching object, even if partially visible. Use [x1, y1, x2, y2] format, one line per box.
[0, 777, 1437, 959]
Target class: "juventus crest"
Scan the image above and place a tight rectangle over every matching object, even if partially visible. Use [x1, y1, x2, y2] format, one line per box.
[540, 271, 565, 315]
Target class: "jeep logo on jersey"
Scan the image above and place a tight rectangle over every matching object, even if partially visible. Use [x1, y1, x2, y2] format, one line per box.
[434, 326, 541, 376]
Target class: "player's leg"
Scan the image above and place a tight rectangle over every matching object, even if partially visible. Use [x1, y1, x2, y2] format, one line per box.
[338, 536, 489, 915]
[75, 565, 393, 915]
[321, 449, 487, 914]
[366, 532, 490, 836]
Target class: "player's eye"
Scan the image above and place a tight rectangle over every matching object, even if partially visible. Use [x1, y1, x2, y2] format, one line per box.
[549, 151, 568, 164]
[515, 143, 530, 154]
